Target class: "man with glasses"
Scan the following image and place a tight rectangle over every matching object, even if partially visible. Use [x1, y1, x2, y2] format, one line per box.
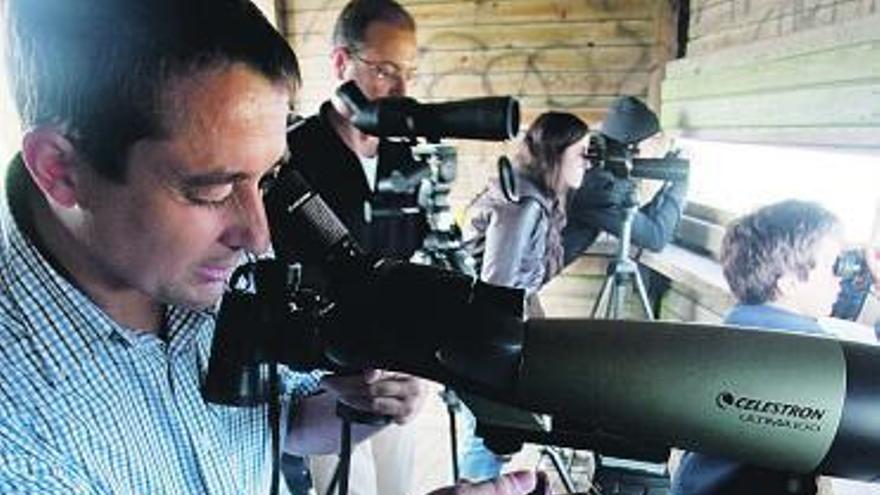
[287, 0, 424, 259]
[285, 1, 426, 495]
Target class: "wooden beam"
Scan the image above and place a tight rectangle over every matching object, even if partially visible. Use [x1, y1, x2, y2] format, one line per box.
[661, 126, 880, 149]
[290, 20, 656, 56]
[294, 45, 657, 73]
[663, 82, 880, 128]
[689, 0, 865, 38]
[669, 12, 880, 73]
[688, 0, 874, 55]
[423, 71, 651, 99]
[286, 0, 656, 31]
[663, 41, 880, 101]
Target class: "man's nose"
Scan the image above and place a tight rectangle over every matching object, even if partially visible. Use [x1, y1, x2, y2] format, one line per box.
[223, 188, 271, 255]
[388, 77, 407, 97]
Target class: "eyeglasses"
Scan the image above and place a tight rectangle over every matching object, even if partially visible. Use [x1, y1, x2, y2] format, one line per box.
[348, 50, 418, 84]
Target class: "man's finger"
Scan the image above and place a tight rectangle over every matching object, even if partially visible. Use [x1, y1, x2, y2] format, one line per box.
[468, 470, 538, 495]
[368, 375, 422, 398]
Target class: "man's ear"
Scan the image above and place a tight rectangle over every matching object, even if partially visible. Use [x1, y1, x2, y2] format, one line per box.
[21, 127, 81, 208]
[331, 46, 350, 81]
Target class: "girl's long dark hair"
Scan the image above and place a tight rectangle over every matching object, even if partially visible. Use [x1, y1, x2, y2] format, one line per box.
[515, 111, 589, 281]
[516, 111, 589, 199]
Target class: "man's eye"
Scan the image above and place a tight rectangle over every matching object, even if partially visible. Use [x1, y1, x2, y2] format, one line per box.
[258, 171, 278, 195]
[186, 185, 234, 206]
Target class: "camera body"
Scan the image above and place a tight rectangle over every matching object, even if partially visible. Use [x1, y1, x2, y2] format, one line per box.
[586, 126, 689, 183]
[374, 142, 475, 273]
[832, 248, 875, 322]
[835, 249, 870, 280]
[586, 96, 689, 182]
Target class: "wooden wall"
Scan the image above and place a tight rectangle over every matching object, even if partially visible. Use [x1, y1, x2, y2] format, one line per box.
[687, 0, 878, 55]
[280, 0, 679, 205]
[662, 0, 880, 148]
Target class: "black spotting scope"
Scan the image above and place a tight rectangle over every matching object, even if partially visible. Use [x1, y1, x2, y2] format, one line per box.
[335, 81, 520, 141]
[588, 96, 690, 182]
[205, 166, 880, 483]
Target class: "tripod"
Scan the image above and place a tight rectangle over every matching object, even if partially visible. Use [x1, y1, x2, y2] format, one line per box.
[590, 185, 654, 320]
[587, 184, 675, 494]
[403, 149, 575, 489]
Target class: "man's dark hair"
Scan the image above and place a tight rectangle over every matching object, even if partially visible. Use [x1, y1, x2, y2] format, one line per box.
[721, 199, 840, 305]
[4, 0, 300, 182]
[332, 0, 416, 51]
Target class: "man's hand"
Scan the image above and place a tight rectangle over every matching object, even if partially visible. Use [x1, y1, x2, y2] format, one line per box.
[426, 471, 550, 495]
[320, 369, 425, 424]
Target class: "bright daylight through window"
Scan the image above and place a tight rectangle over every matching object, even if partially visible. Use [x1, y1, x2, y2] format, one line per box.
[679, 138, 880, 245]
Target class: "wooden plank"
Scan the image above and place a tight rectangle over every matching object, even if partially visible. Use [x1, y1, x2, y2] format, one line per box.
[413, 71, 651, 100]
[673, 216, 726, 260]
[662, 41, 880, 102]
[284, 0, 444, 10]
[660, 288, 727, 323]
[647, 0, 680, 111]
[295, 63, 652, 99]
[286, 0, 655, 16]
[423, 44, 657, 73]
[661, 82, 880, 128]
[688, 0, 876, 55]
[667, 14, 880, 76]
[296, 44, 657, 74]
[689, 0, 861, 38]
[290, 20, 656, 56]
[286, 0, 656, 31]
[660, 14, 880, 150]
[422, 19, 658, 50]
[661, 126, 880, 149]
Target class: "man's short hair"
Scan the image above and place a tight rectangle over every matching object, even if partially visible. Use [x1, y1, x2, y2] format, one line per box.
[5, 0, 299, 182]
[721, 199, 840, 305]
[332, 0, 415, 51]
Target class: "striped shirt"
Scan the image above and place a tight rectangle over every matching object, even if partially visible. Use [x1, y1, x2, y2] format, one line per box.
[0, 160, 321, 494]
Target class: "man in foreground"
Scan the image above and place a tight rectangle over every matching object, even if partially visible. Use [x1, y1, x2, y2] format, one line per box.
[0, 1, 540, 494]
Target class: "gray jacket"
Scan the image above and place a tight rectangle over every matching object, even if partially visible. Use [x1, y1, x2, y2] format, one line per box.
[465, 174, 555, 298]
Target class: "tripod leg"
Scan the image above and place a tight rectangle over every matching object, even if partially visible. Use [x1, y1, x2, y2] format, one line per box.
[605, 278, 615, 319]
[612, 274, 630, 320]
[591, 274, 613, 318]
[540, 446, 578, 494]
[440, 388, 461, 482]
[632, 269, 655, 320]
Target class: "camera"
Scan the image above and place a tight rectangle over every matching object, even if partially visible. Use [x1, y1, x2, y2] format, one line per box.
[586, 96, 689, 182]
[834, 248, 870, 280]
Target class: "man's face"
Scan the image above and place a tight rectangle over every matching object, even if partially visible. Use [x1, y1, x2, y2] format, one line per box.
[73, 64, 290, 310]
[340, 21, 417, 99]
[790, 232, 845, 318]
